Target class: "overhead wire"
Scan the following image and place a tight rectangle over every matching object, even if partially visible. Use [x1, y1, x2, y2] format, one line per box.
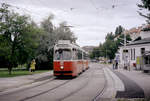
[88, 0, 101, 15]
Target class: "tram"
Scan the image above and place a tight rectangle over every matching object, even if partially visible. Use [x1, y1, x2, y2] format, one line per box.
[53, 40, 89, 77]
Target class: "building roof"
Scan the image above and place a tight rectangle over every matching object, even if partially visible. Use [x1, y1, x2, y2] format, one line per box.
[141, 24, 150, 31]
[127, 37, 150, 46]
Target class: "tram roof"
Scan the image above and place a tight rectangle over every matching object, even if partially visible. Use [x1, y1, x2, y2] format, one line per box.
[54, 40, 87, 53]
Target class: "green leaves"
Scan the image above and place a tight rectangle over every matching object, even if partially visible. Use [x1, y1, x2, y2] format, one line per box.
[115, 25, 124, 36]
[36, 16, 77, 69]
[0, 3, 40, 73]
[138, 0, 150, 23]
[90, 26, 131, 60]
[0, 3, 77, 71]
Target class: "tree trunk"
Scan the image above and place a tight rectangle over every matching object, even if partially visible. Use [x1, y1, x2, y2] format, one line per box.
[9, 40, 15, 75]
[8, 66, 12, 75]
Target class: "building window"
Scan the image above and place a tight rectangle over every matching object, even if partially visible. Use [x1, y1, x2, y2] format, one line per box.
[133, 48, 135, 60]
[131, 49, 132, 60]
[122, 49, 128, 60]
[131, 48, 135, 60]
[123, 50, 128, 53]
[141, 48, 145, 55]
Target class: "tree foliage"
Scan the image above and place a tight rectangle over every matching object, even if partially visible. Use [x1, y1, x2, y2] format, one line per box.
[36, 16, 77, 70]
[138, 0, 150, 23]
[0, 3, 77, 72]
[90, 47, 100, 59]
[90, 26, 131, 60]
[115, 25, 124, 36]
[101, 33, 117, 59]
[0, 3, 41, 74]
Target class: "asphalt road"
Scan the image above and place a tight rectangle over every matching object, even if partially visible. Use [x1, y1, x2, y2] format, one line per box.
[0, 63, 146, 101]
[0, 63, 106, 101]
[114, 71, 145, 98]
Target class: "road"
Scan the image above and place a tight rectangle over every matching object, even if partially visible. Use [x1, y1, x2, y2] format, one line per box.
[0, 63, 146, 101]
[0, 63, 106, 101]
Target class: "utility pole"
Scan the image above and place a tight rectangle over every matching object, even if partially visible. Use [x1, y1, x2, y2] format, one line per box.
[123, 32, 130, 71]
[118, 30, 128, 70]
[124, 33, 127, 69]
[106, 49, 107, 64]
[124, 32, 126, 47]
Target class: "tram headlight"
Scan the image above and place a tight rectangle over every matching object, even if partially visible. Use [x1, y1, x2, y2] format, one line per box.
[60, 66, 64, 69]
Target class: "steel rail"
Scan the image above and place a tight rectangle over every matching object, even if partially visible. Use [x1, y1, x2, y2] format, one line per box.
[92, 65, 108, 101]
[20, 79, 71, 101]
[58, 68, 92, 101]
[0, 76, 55, 96]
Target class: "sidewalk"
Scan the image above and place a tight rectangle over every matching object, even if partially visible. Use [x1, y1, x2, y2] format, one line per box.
[108, 64, 150, 98]
[0, 71, 53, 92]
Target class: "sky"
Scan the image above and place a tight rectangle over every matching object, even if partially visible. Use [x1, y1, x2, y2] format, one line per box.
[0, 0, 146, 47]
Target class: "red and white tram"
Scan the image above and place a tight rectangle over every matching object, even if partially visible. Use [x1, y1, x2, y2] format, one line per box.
[53, 40, 89, 77]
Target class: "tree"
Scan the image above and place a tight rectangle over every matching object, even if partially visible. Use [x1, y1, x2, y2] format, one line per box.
[53, 21, 77, 43]
[36, 14, 55, 70]
[101, 39, 117, 60]
[90, 47, 100, 59]
[115, 25, 124, 36]
[36, 16, 77, 69]
[0, 3, 40, 74]
[115, 34, 132, 48]
[90, 32, 117, 60]
[138, 0, 150, 23]
[105, 32, 115, 40]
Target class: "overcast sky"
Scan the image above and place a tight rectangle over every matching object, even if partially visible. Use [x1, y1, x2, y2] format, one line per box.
[0, 0, 146, 46]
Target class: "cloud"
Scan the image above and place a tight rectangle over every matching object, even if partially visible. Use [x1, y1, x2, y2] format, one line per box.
[1, 0, 146, 46]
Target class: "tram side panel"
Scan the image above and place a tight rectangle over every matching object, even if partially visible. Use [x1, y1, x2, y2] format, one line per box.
[86, 60, 89, 69]
[53, 60, 89, 77]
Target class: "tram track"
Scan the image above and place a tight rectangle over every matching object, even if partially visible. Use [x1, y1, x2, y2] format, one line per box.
[0, 76, 72, 101]
[58, 68, 92, 101]
[0, 63, 107, 101]
[58, 64, 105, 101]
[0, 75, 55, 96]
[20, 79, 71, 101]
[92, 65, 108, 101]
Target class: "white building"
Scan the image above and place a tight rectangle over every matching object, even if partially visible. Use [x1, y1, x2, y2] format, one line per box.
[119, 26, 150, 69]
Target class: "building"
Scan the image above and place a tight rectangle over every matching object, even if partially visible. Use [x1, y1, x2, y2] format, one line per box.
[82, 46, 96, 53]
[114, 26, 142, 41]
[128, 27, 142, 41]
[119, 24, 150, 69]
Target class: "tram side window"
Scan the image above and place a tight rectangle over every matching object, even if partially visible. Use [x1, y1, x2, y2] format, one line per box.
[72, 49, 78, 60]
[85, 54, 89, 60]
[83, 52, 87, 60]
[77, 50, 82, 60]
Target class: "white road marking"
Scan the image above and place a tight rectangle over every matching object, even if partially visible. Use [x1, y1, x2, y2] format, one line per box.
[102, 67, 125, 98]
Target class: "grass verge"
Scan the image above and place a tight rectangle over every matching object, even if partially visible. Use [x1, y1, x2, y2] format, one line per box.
[0, 69, 50, 78]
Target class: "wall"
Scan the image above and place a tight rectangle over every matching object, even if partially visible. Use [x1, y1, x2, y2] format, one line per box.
[140, 31, 150, 39]
[119, 43, 150, 68]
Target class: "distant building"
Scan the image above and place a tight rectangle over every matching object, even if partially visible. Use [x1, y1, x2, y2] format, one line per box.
[114, 26, 142, 41]
[119, 24, 150, 69]
[82, 46, 96, 53]
[128, 27, 142, 41]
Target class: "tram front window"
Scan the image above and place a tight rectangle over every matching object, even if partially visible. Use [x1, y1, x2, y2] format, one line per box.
[55, 49, 72, 60]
